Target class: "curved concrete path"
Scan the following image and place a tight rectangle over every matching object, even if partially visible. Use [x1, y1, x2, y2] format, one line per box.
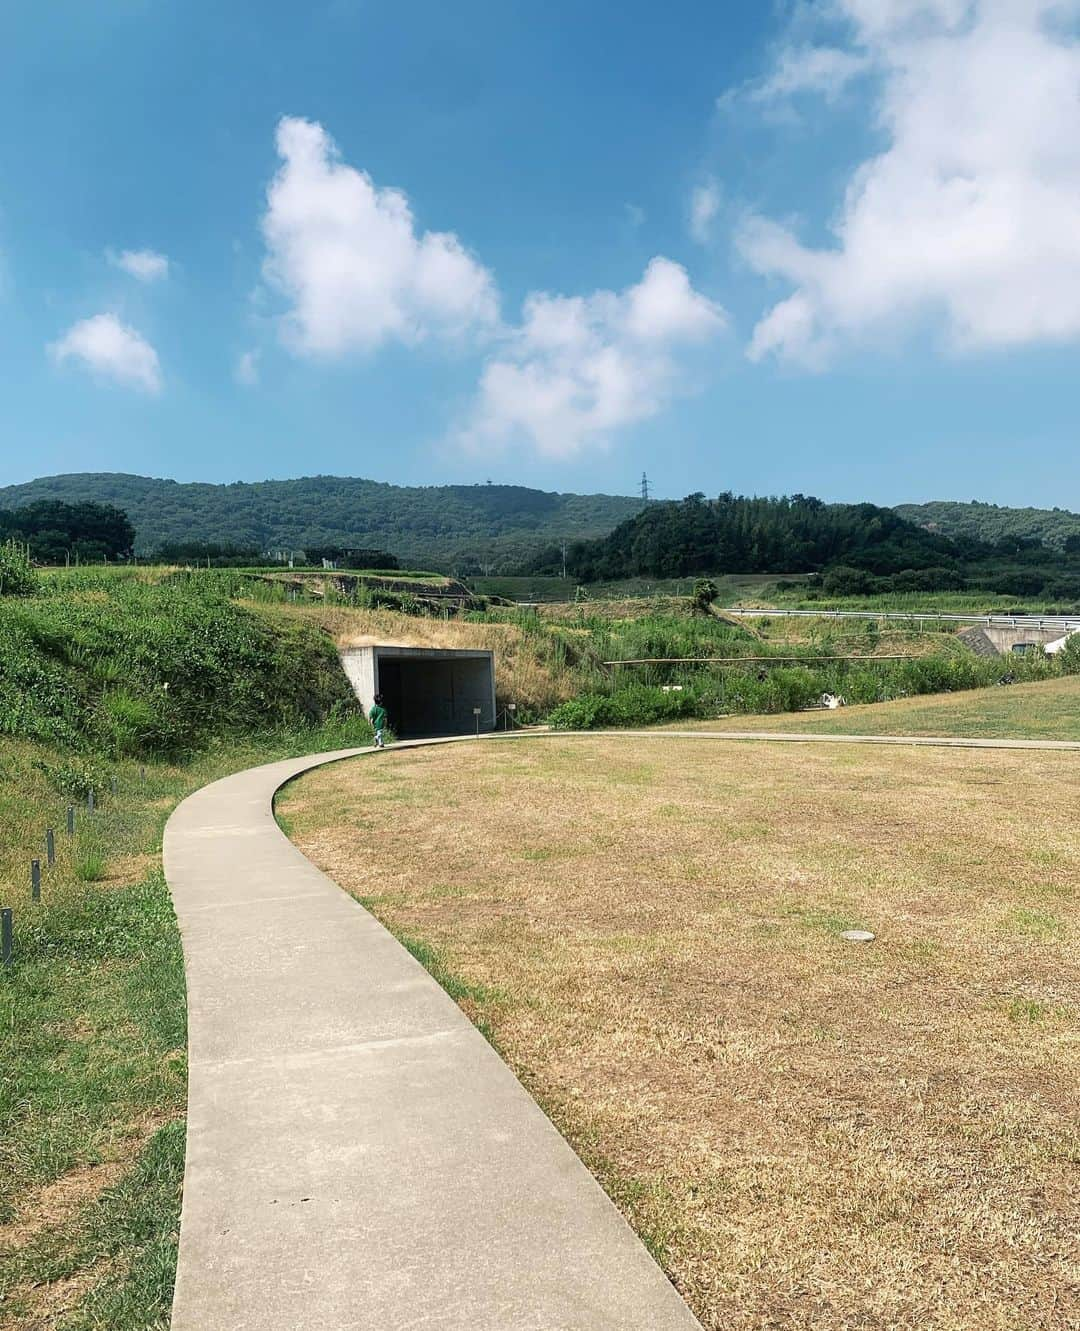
[164, 727, 1079, 1330]
[163, 737, 702, 1331]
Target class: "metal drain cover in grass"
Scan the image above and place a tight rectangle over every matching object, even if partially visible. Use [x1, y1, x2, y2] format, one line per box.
[841, 929, 876, 943]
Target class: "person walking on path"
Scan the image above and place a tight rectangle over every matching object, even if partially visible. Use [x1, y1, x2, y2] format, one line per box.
[369, 694, 389, 748]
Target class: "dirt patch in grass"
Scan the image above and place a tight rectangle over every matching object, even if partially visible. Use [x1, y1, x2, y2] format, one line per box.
[283, 736, 1080, 1331]
[6, 1255, 126, 1329]
[99, 853, 156, 888]
[0, 1164, 127, 1252]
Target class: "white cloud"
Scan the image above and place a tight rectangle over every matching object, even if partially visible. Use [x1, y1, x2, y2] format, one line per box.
[742, 0, 1080, 365]
[234, 349, 260, 386]
[689, 181, 721, 244]
[261, 116, 498, 356]
[835, 0, 974, 43]
[749, 45, 871, 103]
[461, 257, 726, 459]
[49, 313, 162, 392]
[108, 248, 170, 282]
[258, 116, 725, 458]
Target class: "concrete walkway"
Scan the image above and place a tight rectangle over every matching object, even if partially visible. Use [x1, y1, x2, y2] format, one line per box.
[163, 738, 702, 1331]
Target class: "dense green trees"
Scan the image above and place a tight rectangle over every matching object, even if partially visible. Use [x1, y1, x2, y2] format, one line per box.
[895, 500, 1080, 551]
[534, 493, 962, 580]
[530, 493, 1080, 598]
[154, 542, 264, 566]
[6, 477, 1079, 592]
[0, 474, 640, 571]
[0, 501, 135, 562]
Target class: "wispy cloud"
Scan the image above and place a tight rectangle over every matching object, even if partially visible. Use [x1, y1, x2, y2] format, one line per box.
[49, 313, 162, 392]
[234, 349, 260, 386]
[107, 248, 170, 283]
[688, 181, 721, 244]
[746, 45, 871, 104]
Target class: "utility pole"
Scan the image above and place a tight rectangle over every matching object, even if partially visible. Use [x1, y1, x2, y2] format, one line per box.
[640, 472, 650, 503]
[560, 540, 568, 580]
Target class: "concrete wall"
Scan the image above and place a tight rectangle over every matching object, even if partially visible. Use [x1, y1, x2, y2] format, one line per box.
[982, 626, 1063, 655]
[339, 647, 376, 709]
[959, 625, 1064, 657]
[339, 646, 497, 736]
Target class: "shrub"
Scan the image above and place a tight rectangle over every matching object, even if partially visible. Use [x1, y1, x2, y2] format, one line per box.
[75, 850, 107, 882]
[549, 684, 700, 730]
[691, 578, 719, 614]
[0, 540, 37, 596]
[32, 756, 104, 799]
[1057, 634, 1080, 675]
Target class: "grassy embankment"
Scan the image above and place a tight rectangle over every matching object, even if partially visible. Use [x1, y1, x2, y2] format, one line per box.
[0, 568, 372, 1329]
[251, 584, 1076, 731]
[282, 728, 1080, 1331]
[274, 595, 1045, 731]
[39, 566, 1075, 733]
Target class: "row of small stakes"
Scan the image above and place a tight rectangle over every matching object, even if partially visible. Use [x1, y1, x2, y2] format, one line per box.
[1, 769, 142, 969]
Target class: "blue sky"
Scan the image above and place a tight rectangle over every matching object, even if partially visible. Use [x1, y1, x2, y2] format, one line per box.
[2, 0, 1078, 505]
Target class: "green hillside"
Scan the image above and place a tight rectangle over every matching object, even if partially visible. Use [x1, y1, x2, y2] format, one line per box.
[0, 473, 642, 571]
[896, 500, 1080, 552]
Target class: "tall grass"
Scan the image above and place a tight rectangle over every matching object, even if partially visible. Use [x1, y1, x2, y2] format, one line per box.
[549, 636, 1071, 729]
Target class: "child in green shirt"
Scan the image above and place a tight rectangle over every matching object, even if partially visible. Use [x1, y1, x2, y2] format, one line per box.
[369, 695, 388, 749]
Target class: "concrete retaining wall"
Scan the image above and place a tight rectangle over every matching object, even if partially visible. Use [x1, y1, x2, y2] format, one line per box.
[339, 645, 497, 736]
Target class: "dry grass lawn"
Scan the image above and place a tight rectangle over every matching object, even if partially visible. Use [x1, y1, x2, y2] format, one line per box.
[281, 736, 1079, 1331]
[671, 675, 1080, 742]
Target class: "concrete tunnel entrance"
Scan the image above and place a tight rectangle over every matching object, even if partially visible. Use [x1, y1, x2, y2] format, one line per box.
[340, 646, 497, 738]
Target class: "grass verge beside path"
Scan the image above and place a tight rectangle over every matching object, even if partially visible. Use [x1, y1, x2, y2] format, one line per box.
[282, 736, 1079, 1331]
[0, 721, 368, 1331]
[669, 674, 1080, 741]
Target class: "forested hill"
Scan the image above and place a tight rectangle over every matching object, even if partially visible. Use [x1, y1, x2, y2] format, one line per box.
[533, 492, 1080, 597]
[539, 494, 964, 581]
[896, 500, 1080, 552]
[0, 474, 641, 570]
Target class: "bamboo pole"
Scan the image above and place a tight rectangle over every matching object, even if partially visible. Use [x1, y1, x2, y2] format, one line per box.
[604, 654, 919, 666]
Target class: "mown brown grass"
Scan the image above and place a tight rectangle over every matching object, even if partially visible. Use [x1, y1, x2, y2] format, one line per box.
[282, 736, 1080, 1331]
[670, 674, 1080, 741]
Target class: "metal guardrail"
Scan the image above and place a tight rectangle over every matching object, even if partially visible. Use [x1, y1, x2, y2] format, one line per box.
[720, 608, 1080, 631]
[605, 654, 918, 666]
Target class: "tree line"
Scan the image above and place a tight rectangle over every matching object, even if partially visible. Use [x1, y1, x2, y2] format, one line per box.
[0, 473, 640, 572]
[526, 492, 1080, 598]
[0, 501, 134, 563]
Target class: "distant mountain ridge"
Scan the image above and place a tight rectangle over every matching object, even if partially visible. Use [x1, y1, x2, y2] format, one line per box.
[896, 500, 1080, 552]
[3, 476, 1076, 570]
[0, 473, 643, 570]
